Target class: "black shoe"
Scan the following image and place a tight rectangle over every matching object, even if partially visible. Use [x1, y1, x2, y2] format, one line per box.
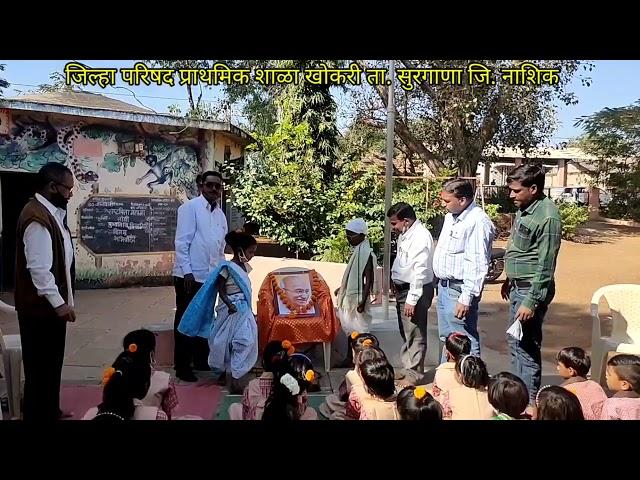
[194, 364, 211, 372]
[176, 370, 198, 382]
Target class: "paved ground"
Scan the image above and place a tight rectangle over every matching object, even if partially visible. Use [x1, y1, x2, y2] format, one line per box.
[1, 219, 639, 398]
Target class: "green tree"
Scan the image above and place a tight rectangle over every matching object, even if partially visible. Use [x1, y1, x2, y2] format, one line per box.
[226, 61, 346, 254]
[575, 100, 640, 178]
[557, 202, 589, 239]
[354, 60, 592, 177]
[223, 60, 279, 136]
[147, 60, 226, 120]
[224, 60, 343, 180]
[33, 71, 79, 93]
[575, 100, 640, 220]
[231, 99, 329, 254]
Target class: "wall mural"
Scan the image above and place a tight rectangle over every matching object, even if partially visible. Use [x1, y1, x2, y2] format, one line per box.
[0, 115, 207, 288]
[0, 119, 200, 197]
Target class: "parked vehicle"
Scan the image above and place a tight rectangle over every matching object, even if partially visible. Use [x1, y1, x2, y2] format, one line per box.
[549, 186, 611, 207]
[486, 246, 505, 282]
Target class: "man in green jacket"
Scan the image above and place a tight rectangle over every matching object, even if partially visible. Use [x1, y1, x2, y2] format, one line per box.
[502, 164, 562, 405]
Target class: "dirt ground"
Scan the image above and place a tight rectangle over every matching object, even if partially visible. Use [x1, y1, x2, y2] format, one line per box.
[481, 219, 640, 365]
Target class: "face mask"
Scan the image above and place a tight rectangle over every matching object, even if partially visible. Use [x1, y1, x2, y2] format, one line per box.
[238, 248, 250, 264]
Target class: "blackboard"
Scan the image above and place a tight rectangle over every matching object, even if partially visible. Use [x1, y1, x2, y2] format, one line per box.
[79, 195, 181, 255]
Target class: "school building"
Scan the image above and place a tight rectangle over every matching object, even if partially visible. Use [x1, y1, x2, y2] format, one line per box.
[0, 91, 253, 290]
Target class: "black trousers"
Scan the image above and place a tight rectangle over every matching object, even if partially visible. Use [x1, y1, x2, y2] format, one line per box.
[395, 284, 435, 379]
[18, 312, 67, 420]
[173, 276, 210, 372]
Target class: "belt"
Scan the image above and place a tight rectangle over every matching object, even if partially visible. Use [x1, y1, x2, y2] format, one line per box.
[439, 279, 463, 288]
[511, 280, 531, 288]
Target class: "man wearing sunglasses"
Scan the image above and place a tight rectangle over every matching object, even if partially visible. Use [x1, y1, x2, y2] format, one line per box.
[172, 170, 228, 382]
[14, 162, 76, 420]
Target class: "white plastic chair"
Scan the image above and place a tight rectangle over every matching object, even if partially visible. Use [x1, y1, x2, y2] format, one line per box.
[0, 301, 23, 420]
[590, 284, 640, 387]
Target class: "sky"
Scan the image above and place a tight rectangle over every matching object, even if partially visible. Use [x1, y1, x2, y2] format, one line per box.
[1, 60, 639, 141]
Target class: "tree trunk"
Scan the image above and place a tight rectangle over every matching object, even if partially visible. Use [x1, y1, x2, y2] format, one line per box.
[355, 60, 446, 176]
[186, 84, 195, 110]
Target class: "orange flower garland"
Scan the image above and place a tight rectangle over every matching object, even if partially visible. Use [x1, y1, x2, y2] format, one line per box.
[270, 271, 320, 315]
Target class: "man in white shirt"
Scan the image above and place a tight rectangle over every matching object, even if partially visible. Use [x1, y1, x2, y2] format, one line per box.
[14, 162, 76, 420]
[433, 179, 495, 360]
[388, 202, 435, 384]
[173, 171, 228, 381]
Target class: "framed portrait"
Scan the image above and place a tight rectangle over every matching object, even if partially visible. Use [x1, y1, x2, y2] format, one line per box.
[272, 270, 317, 316]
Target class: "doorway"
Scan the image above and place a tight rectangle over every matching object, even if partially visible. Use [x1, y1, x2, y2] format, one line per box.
[1, 171, 38, 292]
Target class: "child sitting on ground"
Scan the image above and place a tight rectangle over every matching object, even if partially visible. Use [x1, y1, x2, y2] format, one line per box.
[440, 355, 494, 420]
[347, 345, 389, 420]
[397, 386, 443, 421]
[228, 339, 292, 420]
[358, 357, 400, 420]
[488, 372, 529, 420]
[431, 332, 471, 401]
[598, 354, 640, 420]
[535, 385, 584, 420]
[556, 346, 607, 420]
[262, 353, 318, 421]
[318, 332, 380, 420]
[122, 329, 179, 419]
[83, 350, 165, 421]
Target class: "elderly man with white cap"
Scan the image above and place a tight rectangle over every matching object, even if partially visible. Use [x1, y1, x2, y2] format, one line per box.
[334, 218, 378, 366]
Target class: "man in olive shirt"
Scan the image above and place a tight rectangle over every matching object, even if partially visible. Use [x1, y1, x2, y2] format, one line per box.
[502, 164, 562, 404]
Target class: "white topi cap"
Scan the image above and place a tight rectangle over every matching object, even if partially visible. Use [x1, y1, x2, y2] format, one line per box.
[346, 218, 368, 235]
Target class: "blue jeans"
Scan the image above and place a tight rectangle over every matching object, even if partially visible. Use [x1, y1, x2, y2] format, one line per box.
[507, 283, 554, 404]
[437, 283, 481, 362]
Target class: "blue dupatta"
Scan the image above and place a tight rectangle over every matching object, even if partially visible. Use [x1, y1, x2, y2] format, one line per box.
[178, 260, 252, 339]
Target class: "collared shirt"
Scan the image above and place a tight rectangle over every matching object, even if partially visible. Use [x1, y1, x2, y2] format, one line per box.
[391, 219, 434, 306]
[23, 193, 75, 308]
[505, 195, 562, 311]
[433, 202, 496, 306]
[173, 195, 228, 283]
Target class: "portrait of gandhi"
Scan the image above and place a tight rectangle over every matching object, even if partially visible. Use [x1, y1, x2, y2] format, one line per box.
[276, 273, 316, 315]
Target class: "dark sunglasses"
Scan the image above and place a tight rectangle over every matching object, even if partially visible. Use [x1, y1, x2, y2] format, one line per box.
[204, 181, 223, 190]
